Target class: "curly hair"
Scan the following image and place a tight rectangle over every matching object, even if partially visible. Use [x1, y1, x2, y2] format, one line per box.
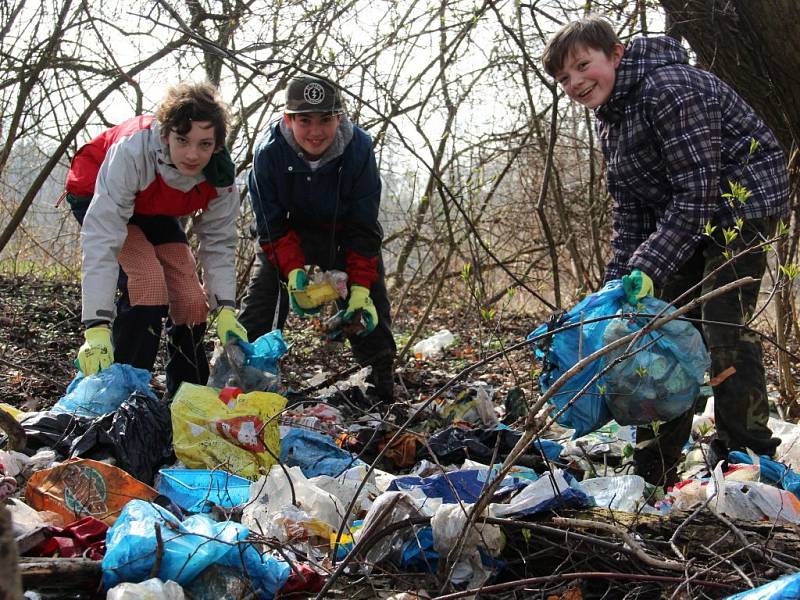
[155, 82, 230, 149]
[542, 16, 621, 77]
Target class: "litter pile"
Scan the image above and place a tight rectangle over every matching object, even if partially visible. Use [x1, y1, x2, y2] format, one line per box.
[3, 285, 800, 600]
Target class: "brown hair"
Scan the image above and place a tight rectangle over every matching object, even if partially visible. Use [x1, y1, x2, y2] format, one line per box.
[542, 16, 621, 77]
[155, 82, 230, 149]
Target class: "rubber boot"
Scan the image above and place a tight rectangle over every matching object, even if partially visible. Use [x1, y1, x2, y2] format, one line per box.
[165, 322, 209, 398]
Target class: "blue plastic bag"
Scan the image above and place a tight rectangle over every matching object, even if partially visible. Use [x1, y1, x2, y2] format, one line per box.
[529, 280, 709, 436]
[725, 572, 800, 599]
[53, 364, 157, 417]
[103, 500, 290, 597]
[387, 469, 527, 504]
[600, 293, 709, 426]
[156, 469, 252, 513]
[728, 452, 800, 498]
[528, 281, 625, 436]
[240, 330, 288, 374]
[280, 427, 363, 478]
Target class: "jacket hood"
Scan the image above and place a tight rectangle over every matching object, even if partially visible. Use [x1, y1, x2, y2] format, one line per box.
[596, 36, 688, 123]
[279, 113, 354, 168]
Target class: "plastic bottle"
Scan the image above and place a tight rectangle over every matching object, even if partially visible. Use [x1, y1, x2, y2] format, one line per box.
[412, 329, 455, 359]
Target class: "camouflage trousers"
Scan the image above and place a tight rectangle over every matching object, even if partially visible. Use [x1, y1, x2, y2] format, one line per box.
[635, 216, 781, 487]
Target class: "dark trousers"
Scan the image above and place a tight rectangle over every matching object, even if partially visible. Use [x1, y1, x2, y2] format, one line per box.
[70, 195, 209, 396]
[238, 231, 396, 400]
[635, 216, 780, 486]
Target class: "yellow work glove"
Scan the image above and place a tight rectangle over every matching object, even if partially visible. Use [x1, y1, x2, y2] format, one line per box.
[216, 307, 248, 343]
[287, 268, 320, 316]
[622, 269, 654, 305]
[343, 285, 378, 335]
[76, 325, 113, 375]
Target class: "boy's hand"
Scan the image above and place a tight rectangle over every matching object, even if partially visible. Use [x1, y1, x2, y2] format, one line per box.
[76, 325, 114, 375]
[216, 307, 248, 343]
[622, 269, 654, 304]
[287, 268, 320, 316]
[343, 285, 377, 335]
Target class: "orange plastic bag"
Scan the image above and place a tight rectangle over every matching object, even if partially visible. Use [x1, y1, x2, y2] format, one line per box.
[25, 458, 158, 526]
[171, 383, 286, 480]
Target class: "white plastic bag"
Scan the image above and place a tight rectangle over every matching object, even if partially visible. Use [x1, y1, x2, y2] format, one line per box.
[107, 578, 185, 600]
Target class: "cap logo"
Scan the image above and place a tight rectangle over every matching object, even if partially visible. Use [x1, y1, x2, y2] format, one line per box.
[303, 83, 325, 105]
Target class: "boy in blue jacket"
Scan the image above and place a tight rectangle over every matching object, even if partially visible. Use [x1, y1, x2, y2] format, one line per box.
[239, 74, 396, 403]
[543, 17, 790, 486]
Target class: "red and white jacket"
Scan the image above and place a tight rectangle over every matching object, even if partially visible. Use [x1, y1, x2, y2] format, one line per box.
[67, 115, 239, 322]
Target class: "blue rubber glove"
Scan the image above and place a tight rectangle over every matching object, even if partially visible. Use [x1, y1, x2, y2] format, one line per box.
[287, 268, 319, 316]
[622, 269, 654, 305]
[216, 307, 248, 343]
[343, 285, 377, 335]
[76, 325, 114, 375]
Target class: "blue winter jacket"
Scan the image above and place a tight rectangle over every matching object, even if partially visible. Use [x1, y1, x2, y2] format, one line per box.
[248, 116, 383, 288]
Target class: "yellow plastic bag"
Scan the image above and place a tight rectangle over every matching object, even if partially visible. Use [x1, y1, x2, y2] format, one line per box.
[171, 383, 286, 480]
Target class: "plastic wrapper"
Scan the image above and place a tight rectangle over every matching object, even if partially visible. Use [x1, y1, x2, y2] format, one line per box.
[53, 364, 157, 418]
[171, 383, 286, 480]
[491, 470, 591, 517]
[26, 458, 159, 525]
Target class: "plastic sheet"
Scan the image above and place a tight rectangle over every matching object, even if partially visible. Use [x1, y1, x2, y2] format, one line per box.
[579, 475, 646, 512]
[171, 383, 286, 480]
[53, 364, 157, 418]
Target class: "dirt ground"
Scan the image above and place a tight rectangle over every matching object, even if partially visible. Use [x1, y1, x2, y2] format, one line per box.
[0, 273, 539, 413]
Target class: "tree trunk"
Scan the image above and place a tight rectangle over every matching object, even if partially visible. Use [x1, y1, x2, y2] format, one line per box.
[0, 504, 23, 600]
[659, 0, 800, 154]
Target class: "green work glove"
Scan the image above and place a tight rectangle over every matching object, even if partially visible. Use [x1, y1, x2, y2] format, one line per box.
[287, 268, 319, 316]
[216, 307, 248, 344]
[76, 325, 113, 375]
[622, 269, 654, 305]
[343, 285, 378, 335]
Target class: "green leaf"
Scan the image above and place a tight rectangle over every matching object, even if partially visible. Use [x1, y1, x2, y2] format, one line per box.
[749, 137, 761, 155]
[460, 263, 472, 283]
[703, 221, 717, 237]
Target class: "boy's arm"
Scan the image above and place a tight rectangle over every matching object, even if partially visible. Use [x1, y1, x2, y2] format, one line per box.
[626, 86, 721, 286]
[248, 146, 305, 277]
[193, 183, 239, 311]
[343, 143, 382, 289]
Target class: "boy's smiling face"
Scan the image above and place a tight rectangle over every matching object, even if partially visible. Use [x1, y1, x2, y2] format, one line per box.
[284, 112, 341, 160]
[554, 43, 624, 109]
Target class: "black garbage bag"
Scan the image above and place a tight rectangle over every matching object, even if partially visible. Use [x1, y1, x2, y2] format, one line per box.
[70, 391, 174, 485]
[420, 426, 562, 471]
[22, 392, 174, 485]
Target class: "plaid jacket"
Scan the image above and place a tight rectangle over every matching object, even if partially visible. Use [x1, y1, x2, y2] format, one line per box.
[596, 36, 789, 286]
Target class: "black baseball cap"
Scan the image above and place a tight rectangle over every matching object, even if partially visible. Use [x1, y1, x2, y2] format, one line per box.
[285, 75, 344, 114]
